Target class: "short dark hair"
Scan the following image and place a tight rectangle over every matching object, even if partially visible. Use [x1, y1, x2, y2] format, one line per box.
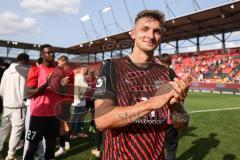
[0, 57, 4, 65]
[135, 10, 165, 24]
[158, 53, 172, 66]
[16, 53, 29, 62]
[37, 57, 43, 65]
[40, 44, 52, 52]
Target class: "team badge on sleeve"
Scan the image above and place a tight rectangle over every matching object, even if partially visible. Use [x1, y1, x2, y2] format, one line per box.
[94, 76, 106, 95]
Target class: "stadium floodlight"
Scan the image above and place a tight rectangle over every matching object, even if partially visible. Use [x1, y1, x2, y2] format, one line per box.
[80, 14, 90, 22]
[80, 15, 90, 41]
[12, 41, 18, 45]
[80, 44, 83, 47]
[230, 4, 234, 9]
[100, 5, 124, 35]
[80, 14, 100, 40]
[101, 6, 111, 13]
[104, 37, 108, 41]
[99, 7, 110, 36]
[123, 0, 133, 27]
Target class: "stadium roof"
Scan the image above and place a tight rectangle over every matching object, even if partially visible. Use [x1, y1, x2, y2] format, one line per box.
[1, 1, 240, 55]
[68, 0, 240, 54]
[0, 40, 68, 53]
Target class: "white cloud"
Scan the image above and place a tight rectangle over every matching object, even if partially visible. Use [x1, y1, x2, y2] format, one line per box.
[0, 11, 42, 35]
[20, 0, 81, 14]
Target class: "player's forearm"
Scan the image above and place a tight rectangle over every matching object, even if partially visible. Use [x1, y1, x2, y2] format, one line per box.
[27, 82, 48, 98]
[95, 90, 175, 130]
[95, 100, 152, 131]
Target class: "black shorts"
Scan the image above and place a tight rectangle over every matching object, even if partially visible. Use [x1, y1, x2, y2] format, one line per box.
[85, 99, 95, 111]
[26, 116, 60, 143]
[57, 99, 72, 121]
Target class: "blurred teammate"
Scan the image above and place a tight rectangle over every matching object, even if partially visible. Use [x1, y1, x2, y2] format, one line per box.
[54, 55, 74, 157]
[85, 68, 97, 133]
[23, 57, 45, 160]
[24, 44, 62, 160]
[71, 66, 89, 138]
[156, 53, 178, 160]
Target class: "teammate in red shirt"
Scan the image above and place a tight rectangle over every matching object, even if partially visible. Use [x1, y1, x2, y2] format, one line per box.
[24, 44, 62, 160]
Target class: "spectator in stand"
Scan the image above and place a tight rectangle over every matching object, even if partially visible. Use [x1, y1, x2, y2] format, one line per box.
[0, 53, 30, 160]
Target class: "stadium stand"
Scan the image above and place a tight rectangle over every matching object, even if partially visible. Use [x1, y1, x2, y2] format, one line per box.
[171, 48, 240, 84]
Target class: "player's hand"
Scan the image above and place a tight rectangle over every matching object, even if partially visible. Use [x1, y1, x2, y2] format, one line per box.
[169, 74, 192, 105]
[61, 76, 70, 86]
[46, 73, 52, 85]
[181, 73, 192, 93]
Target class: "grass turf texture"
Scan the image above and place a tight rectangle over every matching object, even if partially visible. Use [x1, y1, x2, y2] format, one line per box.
[0, 92, 239, 160]
[177, 92, 240, 160]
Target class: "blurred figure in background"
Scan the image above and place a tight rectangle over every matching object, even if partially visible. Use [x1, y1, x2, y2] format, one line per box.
[0, 53, 30, 160]
[156, 53, 179, 160]
[53, 55, 74, 157]
[71, 66, 89, 138]
[85, 68, 102, 158]
[0, 58, 7, 114]
[85, 68, 97, 133]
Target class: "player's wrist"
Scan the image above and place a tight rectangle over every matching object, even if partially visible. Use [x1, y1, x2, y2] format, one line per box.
[145, 97, 160, 111]
[38, 82, 48, 93]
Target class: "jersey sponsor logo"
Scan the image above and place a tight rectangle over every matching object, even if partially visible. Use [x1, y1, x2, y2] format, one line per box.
[150, 110, 156, 117]
[140, 96, 148, 101]
[96, 77, 104, 87]
[134, 116, 167, 125]
[94, 76, 106, 95]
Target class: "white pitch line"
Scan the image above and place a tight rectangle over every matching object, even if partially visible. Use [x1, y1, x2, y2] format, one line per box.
[188, 107, 240, 113]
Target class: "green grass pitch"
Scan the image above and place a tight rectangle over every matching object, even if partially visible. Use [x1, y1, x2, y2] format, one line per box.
[1, 92, 239, 160]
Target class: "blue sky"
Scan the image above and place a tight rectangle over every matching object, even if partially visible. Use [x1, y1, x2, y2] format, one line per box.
[0, 0, 235, 49]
